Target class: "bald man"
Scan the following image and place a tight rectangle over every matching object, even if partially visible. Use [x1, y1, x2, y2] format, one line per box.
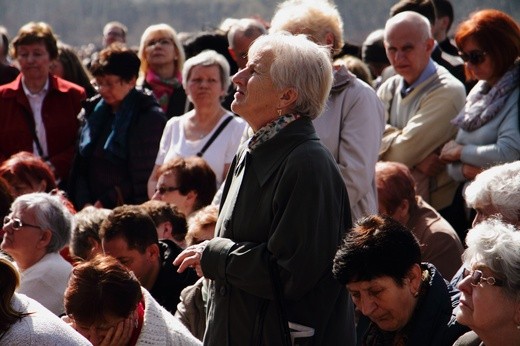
[377, 11, 465, 212]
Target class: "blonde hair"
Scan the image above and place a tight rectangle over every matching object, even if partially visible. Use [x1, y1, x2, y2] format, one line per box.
[0, 254, 27, 334]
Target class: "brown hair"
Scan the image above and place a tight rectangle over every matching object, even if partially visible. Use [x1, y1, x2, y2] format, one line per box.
[11, 21, 58, 59]
[158, 156, 217, 212]
[64, 255, 142, 326]
[0, 255, 28, 334]
[455, 9, 520, 81]
[376, 161, 417, 215]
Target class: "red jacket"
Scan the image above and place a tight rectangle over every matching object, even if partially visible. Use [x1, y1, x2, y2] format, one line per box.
[0, 74, 86, 183]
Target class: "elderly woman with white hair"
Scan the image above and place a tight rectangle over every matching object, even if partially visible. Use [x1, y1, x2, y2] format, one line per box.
[464, 160, 520, 227]
[453, 218, 520, 346]
[175, 33, 355, 345]
[148, 49, 246, 194]
[0, 192, 73, 315]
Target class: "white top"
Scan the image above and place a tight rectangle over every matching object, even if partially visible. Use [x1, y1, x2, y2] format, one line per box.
[22, 77, 49, 157]
[137, 288, 202, 346]
[155, 111, 246, 185]
[14, 252, 72, 316]
[1, 293, 91, 345]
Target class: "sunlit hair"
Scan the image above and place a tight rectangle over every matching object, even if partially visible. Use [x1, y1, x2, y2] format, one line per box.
[0, 151, 56, 195]
[138, 23, 185, 77]
[464, 161, 520, 225]
[455, 9, 520, 82]
[157, 156, 217, 213]
[389, 0, 436, 24]
[186, 204, 218, 246]
[64, 255, 142, 327]
[90, 43, 140, 81]
[376, 161, 417, 215]
[11, 192, 73, 253]
[335, 55, 373, 86]
[140, 200, 187, 242]
[70, 206, 111, 261]
[11, 21, 58, 59]
[333, 215, 421, 285]
[385, 11, 432, 43]
[463, 218, 520, 300]
[182, 49, 231, 92]
[269, 0, 344, 54]
[0, 254, 28, 334]
[248, 33, 333, 119]
[99, 204, 158, 253]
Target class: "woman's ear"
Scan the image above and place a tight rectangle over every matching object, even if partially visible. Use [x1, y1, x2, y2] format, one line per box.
[278, 87, 298, 110]
[407, 263, 422, 296]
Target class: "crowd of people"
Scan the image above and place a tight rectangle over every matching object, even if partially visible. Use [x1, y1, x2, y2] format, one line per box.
[0, 0, 519, 345]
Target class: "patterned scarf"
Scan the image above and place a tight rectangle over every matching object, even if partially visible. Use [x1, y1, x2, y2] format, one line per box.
[145, 69, 181, 113]
[248, 114, 301, 151]
[451, 60, 519, 132]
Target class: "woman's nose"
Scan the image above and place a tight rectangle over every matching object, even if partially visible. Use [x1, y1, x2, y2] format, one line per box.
[359, 297, 377, 316]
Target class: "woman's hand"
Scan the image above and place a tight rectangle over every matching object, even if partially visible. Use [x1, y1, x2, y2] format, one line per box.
[462, 164, 483, 180]
[173, 240, 209, 277]
[439, 140, 464, 162]
[98, 316, 134, 346]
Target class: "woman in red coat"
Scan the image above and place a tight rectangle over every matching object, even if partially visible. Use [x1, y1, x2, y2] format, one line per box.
[0, 21, 85, 187]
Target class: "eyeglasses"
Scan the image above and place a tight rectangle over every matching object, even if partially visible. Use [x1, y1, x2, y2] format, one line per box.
[463, 268, 504, 287]
[3, 216, 42, 231]
[458, 50, 487, 65]
[92, 77, 123, 91]
[146, 38, 174, 48]
[154, 186, 180, 195]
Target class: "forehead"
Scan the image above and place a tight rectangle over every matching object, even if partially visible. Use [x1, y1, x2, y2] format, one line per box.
[103, 236, 134, 255]
[189, 64, 221, 77]
[158, 172, 178, 185]
[146, 29, 172, 40]
[346, 276, 397, 291]
[17, 42, 48, 51]
[385, 22, 424, 46]
[249, 47, 274, 68]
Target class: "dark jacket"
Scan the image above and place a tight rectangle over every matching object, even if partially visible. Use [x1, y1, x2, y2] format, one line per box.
[201, 117, 355, 345]
[150, 239, 199, 313]
[0, 74, 85, 184]
[69, 88, 166, 209]
[0, 63, 19, 85]
[357, 263, 453, 346]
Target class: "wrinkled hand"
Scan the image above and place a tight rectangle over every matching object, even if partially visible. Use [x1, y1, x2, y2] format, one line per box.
[98, 316, 134, 346]
[462, 164, 483, 180]
[415, 152, 445, 177]
[440, 140, 463, 163]
[173, 240, 209, 277]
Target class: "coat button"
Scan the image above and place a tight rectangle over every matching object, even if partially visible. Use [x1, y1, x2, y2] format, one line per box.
[219, 286, 227, 295]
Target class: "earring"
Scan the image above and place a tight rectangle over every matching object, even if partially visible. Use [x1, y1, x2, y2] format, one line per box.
[277, 109, 282, 116]
[517, 324, 520, 330]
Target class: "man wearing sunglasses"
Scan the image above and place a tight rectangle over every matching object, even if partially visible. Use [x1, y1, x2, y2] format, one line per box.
[378, 11, 466, 218]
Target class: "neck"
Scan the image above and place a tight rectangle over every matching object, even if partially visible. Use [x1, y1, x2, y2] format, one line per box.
[478, 327, 520, 346]
[24, 76, 48, 94]
[14, 250, 47, 271]
[142, 259, 161, 291]
[194, 105, 224, 124]
[151, 64, 176, 80]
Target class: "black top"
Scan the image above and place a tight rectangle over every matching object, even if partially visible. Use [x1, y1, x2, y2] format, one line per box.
[150, 239, 199, 313]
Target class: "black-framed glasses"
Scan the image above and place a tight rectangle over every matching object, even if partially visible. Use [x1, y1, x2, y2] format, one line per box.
[458, 50, 487, 65]
[3, 216, 42, 231]
[463, 268, 504, 287]
[154, 186, 180, 195]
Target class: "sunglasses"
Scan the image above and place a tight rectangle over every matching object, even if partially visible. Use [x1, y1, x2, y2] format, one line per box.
[154, 186, 180, 195]
[458, 50, 487, 65]
[3, 216, 42, 231]
[463, 268, 504, 287]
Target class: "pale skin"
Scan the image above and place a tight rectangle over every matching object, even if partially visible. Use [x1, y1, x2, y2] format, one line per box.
[63, 312, 135, 346]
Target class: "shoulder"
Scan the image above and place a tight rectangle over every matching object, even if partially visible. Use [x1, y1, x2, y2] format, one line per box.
[434, 65, 465, 92]
[453, 331, 482, 346]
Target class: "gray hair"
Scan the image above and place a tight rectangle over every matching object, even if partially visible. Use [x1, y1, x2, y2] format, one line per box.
[465, 161, 520, 225]
[12, 192, 73, 253]
[227, 18, 267, 49]
[182, 49, 231, 92]
[70, 206, 111, 261]
[463, 218, 520, 299]
[249, 33, 333, 119]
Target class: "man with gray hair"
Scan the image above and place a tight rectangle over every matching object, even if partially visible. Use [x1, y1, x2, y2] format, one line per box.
[1, 192, 73, 315]
[378, 11, 465, 214]
[227, 18, 266, 69]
